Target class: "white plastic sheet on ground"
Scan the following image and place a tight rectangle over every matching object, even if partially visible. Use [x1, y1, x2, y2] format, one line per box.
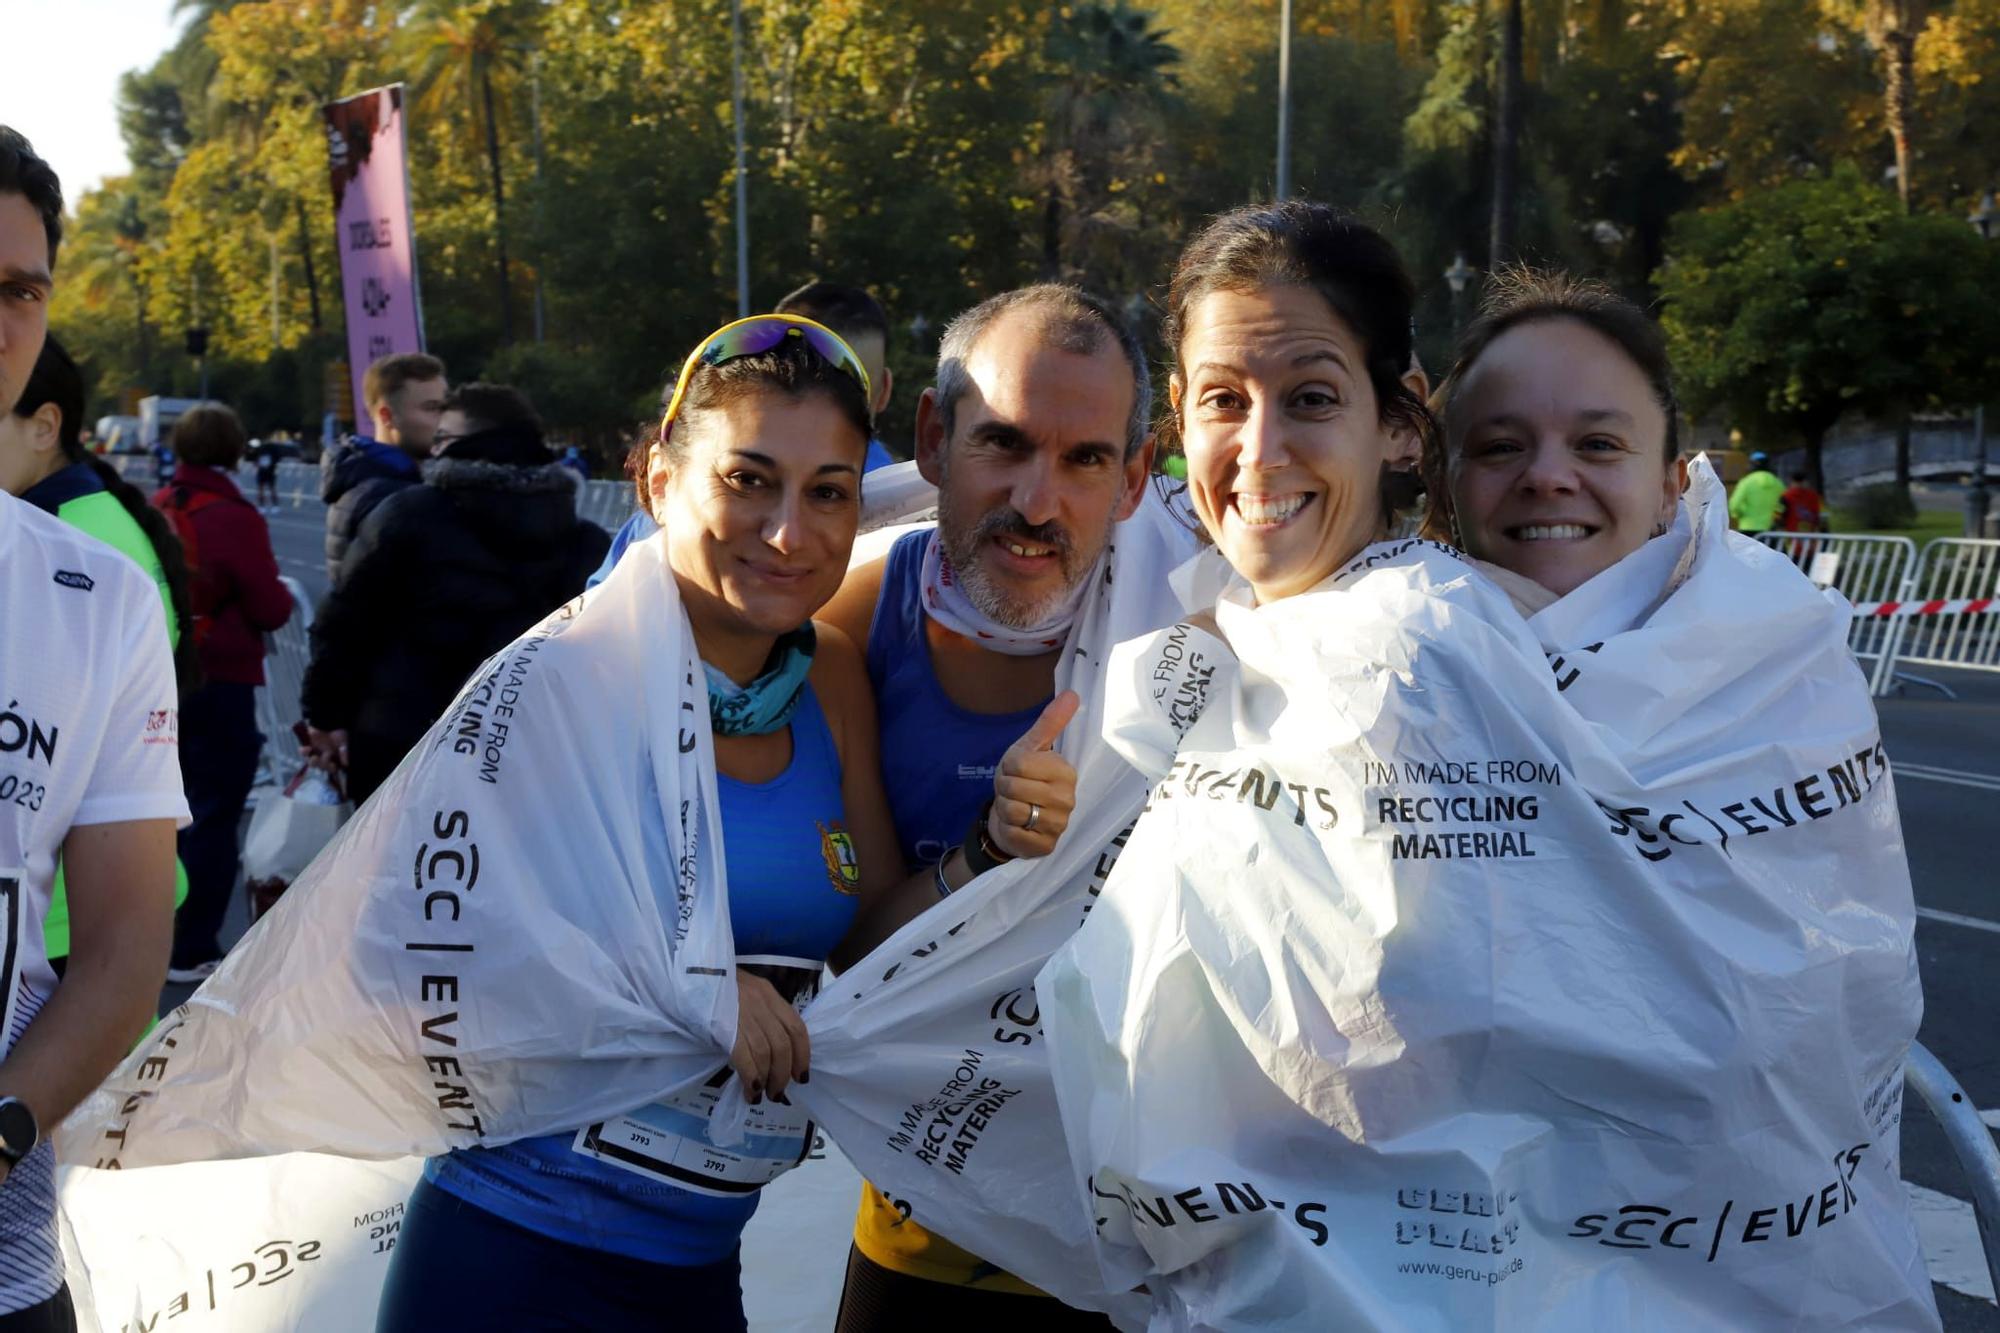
[61, 1155, 421, 1333]
[58, 1138, 862, 1332]
[1040, 459, 1939, 1330]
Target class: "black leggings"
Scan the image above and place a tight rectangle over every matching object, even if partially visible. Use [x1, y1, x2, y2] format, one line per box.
[375, 1178, 745, 1332]
[833, 1245, 1117, 1331]
[0, 1287, 75, 1333]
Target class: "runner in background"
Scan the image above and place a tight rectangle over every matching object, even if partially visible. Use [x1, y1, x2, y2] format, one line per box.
[0, 122, 187, 1333]
[1728, 449, 1784, 534]
[0, 334, 197, 979]
[252, 438, 281, 512]
[1778, 466, 1829, 533]
[374, 316, 1078, 1332]
[816, 284, 1155, 1330]
[774, 282, 900, 474]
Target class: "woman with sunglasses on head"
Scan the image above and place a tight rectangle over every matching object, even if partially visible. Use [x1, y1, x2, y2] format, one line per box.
[375, 316, 1078, 1332]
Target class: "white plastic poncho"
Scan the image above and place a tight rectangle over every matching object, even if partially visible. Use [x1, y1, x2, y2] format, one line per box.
[1040, 460, 1937, 1331]
[56, 525, 765, 1331]
[795, 489, 1194, 1324]
[57, 467, 1194, 1329]
[67, 529, 746, 1166]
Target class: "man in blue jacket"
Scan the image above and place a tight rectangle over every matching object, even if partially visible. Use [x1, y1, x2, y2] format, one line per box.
[320, 353, 447, 584]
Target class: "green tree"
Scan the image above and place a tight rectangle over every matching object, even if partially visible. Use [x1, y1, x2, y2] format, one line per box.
[1660, 167, 2000, 492]
[1668, 0, 1879, 199]
[1033, 2, 1183, 289]
[408, 0, 544, 345]
[49, 0, 2000, 457]
[1914, 0, 2000, 208]
[1821, 0, 1937, 212]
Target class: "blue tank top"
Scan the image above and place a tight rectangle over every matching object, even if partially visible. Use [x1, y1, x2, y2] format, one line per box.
[424, 685, 858, 1266]
[867, 531, 1048, 870]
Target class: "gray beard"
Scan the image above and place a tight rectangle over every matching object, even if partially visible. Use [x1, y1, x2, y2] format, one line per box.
[945, 530, 1082, 628]
[936, 456, 1114, 628]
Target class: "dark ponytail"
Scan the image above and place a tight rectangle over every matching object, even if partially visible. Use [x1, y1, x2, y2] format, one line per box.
[15, 336, 202, 695]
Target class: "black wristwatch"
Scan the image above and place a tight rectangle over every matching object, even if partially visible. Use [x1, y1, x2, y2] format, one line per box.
[0, 1097, 39, 1166]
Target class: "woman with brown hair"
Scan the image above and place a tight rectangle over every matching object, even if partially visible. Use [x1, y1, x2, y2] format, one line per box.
[152, 403, 292, 981]
[1043, 235, 1931, 1328]
[1420, 267, 1685, 609]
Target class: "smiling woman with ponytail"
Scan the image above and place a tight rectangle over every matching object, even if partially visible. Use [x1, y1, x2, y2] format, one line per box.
[0, 333, 197, 973]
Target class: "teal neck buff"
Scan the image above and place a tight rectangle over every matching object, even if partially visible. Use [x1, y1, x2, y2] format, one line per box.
[704, 625, 816, 737]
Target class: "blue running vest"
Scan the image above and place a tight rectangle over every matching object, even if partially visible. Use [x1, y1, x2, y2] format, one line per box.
[866, 531, 1048, 870]
[424, 684, 859, 1265]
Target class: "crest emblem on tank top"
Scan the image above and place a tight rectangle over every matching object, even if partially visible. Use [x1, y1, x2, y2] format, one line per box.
[818, 821, 861, 895]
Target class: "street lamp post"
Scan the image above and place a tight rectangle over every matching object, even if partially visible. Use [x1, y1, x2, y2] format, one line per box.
[1275, 0, 1293, 200]
[1968, 190, 1996, 537]
[731, 0, 750, 319]
[531, 49, 546, 344]
[1444, 253, 1476, 338]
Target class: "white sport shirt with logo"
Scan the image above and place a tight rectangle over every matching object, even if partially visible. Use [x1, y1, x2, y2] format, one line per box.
[0, 490, 189, 1313]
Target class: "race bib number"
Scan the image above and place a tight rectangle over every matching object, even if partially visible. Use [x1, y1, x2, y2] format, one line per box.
[570, 956, 820, 1199]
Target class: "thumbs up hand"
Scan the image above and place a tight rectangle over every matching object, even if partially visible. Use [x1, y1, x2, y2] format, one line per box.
[985, 690, 1082, 861]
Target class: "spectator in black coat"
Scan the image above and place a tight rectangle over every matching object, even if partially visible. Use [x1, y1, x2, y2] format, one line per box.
[320, 352, 448, 584]
[300, 383, 610, 803]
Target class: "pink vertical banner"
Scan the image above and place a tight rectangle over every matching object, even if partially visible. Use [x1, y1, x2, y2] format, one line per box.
[324, 85, 426, 427]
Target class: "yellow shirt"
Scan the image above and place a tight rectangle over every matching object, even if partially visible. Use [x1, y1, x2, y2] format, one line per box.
[852, 1178, 1046, 1295]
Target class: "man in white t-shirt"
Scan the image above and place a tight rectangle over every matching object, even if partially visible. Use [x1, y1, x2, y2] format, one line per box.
[0, 126, 188, 1332]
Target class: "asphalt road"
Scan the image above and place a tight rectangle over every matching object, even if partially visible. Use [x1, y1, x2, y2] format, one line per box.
[1878, 666, 2000, 1329]
[190, 480, 2000, 1326]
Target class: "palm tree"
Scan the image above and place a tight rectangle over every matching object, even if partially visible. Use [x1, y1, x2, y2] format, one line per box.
[68, 184, 160, 374]
[1863, 0, 1927, 214]
[1847, 1, 1930, 492]
[408, 0, 541, 345]
[1037, 1, 1181, 282]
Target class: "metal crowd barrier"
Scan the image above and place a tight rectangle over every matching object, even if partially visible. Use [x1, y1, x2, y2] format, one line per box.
[1904, 1042, 2000, 1301]
[253, 576, 315, 790]
[116, 451, 630, 527]
[1758, 532, 1919, 696]
[280, 457, 632, 530]
[267, 459, 319, 507]
[578, 478, 637, 532]
[1874, 539, 2000, 694]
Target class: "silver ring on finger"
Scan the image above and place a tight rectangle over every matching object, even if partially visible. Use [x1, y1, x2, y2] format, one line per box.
[1024, 802, 1042, 832]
